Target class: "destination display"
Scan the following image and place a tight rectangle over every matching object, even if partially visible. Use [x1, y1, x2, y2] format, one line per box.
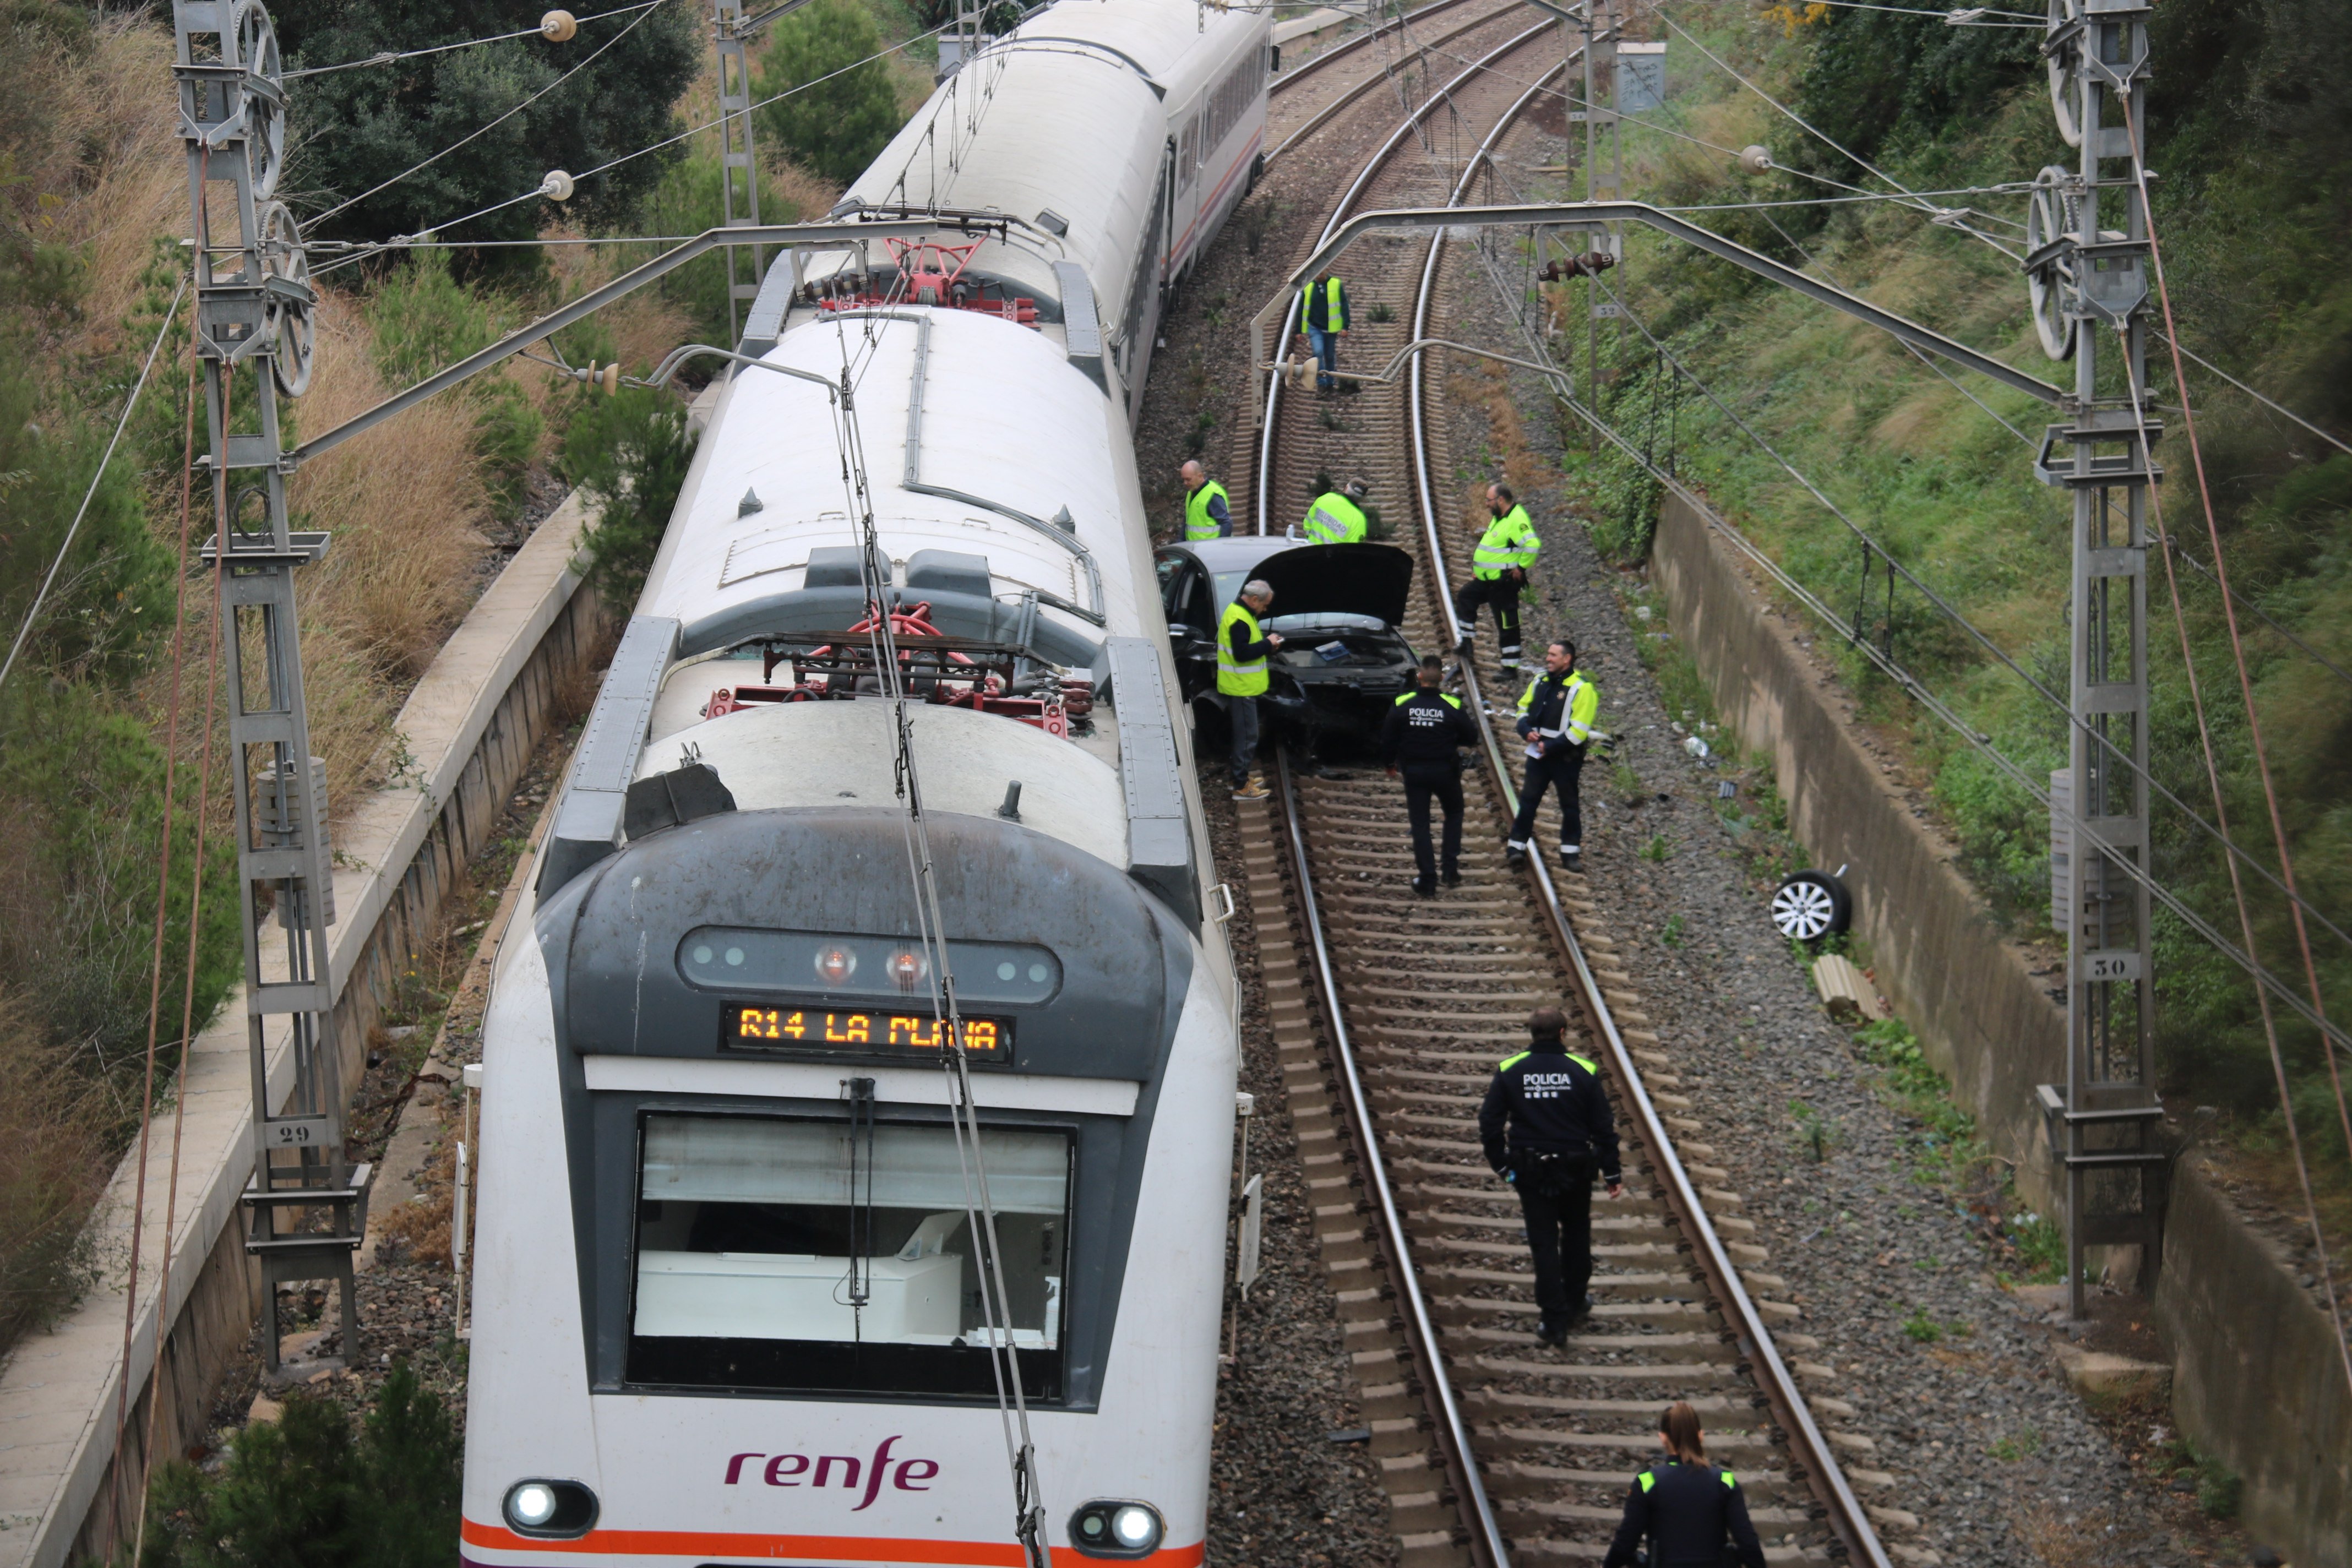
[722, 1001, 1014, 1064]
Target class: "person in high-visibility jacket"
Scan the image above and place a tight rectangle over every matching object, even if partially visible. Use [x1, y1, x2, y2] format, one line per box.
[1294, 274, 1351, 392]
[1180, 460, 1231, 540]
[1218, 579, 1284, 801]
[1508, 640, 1610, 874]
[1452, 482, 1540, 678]
[1602, 1403, 1767, 1568]
[1300, 477, 1370, 544]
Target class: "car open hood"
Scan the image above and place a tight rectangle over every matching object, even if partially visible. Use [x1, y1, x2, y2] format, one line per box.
[1249, 543, 1415, 627]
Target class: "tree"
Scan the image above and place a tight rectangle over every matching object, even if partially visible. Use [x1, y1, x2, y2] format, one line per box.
[560, 385, 697, 608]
[754, 0, 905, 185]
[271, 0, 703, 248]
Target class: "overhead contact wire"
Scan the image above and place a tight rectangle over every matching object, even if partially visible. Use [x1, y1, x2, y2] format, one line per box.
[283, 1, 666, 79]
[2119, 324, 2352, 1395]
[2124, 100, 2352, 1245]
[0, 277, 187, 696]
[1587, 267, 2352, 968]
[303, 0, 672, 233]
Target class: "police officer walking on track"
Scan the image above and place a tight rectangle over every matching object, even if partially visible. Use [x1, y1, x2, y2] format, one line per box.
[1220, 579, 1283, 802]
[1603, 1402, 1767, 1568]
[1509, 639, 1610, 874]
[1180, 460, 1231, 540]
[1380, 654, 1479, 896]
[1479, 1006, 1621, 1344]
[1453, 482, 1540, 678]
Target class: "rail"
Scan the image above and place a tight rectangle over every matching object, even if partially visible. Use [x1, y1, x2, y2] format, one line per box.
[1254, 17, 1558, 533]
[1401, 75, 1899, 1568]
[1266, 0, 1522, 161]
[1270, 744, 1513, 1568]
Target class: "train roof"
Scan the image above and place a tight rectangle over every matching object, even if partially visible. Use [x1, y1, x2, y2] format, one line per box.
[838, 0, 1268, 319]
[640, 306, 1145, 658]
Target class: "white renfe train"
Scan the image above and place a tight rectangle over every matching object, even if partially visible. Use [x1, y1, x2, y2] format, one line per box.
[458, 3, 1271, 1566]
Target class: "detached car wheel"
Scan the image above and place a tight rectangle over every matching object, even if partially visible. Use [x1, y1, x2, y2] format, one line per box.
[1770, 870, 1850, 941]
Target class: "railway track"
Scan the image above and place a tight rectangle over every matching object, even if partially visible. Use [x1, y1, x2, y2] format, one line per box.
[1266, 0, 1529, 162]
[1231, 23, 1937, 1568]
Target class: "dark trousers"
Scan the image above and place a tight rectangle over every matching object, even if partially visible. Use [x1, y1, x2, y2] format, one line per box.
[1403, 770, 1464, 883]
[1452, 576, 1523, 667]
[1227, 693, 1262, 783]
[1510, 746, 1585, 848]
[1515, 1155, 1595, 1320]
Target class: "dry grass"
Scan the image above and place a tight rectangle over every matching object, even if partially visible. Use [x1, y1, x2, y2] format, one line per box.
[0, 987, 110, 1348]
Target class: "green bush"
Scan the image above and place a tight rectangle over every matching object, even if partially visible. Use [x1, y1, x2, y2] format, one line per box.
[755, 0, 906, 184]
[0, 678, 242, 1107]
[364, 251, 542, 521]
[142, 1365, 461, 1568]
[560, 386, 697, 607]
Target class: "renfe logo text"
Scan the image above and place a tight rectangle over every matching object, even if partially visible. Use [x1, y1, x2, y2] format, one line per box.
[723, 1436, 937, 1511]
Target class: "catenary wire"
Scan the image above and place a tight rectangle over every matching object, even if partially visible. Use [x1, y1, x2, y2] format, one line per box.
[2123, 98, 2352, 1298]
[129, 361, 226, 1561]
[113, 361, 204, 1499]
[0, 276, 187, 696]
[1478, 34, 2352, 948]
[1473, 244, 2352, 1069]
[283, 0, 666, 78]
[302, 0, 672, 233]
[308, 16, 957, 279]
[1656, 11, 2021, 257]
[1730, 0, 2044, 23]
[1583, 264, 2352, 968]
[1752, 206, 2037, 442]
[2120, 320, 2352, 1393]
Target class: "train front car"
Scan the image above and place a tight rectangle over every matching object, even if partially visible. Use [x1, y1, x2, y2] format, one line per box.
[458, 258, 1236, 1568]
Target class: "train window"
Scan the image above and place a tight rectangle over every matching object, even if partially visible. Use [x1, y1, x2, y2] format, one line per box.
[628, 1112, 1073, 1398]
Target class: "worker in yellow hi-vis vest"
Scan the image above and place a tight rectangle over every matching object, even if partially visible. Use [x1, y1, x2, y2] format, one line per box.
[1293, 274, 1351, 393]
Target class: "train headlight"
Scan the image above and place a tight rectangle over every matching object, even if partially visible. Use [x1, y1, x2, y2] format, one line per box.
[503, 1479, 598, 1538]
[1069, 1499, 1164, 1558]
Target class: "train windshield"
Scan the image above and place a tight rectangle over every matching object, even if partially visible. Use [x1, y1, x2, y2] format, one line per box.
[627, 1112, 1071, 1399]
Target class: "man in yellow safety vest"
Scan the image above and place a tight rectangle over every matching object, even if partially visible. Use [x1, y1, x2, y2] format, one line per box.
[1453, 481, 1540, 679]
[1508, 640, 1611, 874]
[1181, 460, 1231, 540]
[1299, 477, 1370, 544]
[1218, 579, 1284, 801]
[1294, 274, 1351, 393]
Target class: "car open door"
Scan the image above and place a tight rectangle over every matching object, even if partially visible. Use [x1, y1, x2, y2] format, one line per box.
[1156, 548, 1219, 701]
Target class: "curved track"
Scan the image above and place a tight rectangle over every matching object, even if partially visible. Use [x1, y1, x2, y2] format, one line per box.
[1265, 0, 1528, 163]
[1234, 22, 1919, 1568]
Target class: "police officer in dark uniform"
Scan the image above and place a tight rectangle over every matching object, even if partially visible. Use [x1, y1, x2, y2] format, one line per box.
[1603, 1402, 1767, 1568]
[1478, 1006, 1621, 1344]
[1380, 654, 1480, 897]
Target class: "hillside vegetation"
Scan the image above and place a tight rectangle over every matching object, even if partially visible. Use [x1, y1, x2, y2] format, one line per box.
[0, 0, 928, 1355]
[1572, 0, 2350, 1218]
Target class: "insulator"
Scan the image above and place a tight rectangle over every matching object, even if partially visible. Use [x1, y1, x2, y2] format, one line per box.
[598, 362, 620, 395]
[541, 168, 576, 202]
[1739, 144, 1772, 175]
[541, 9, 578, 40]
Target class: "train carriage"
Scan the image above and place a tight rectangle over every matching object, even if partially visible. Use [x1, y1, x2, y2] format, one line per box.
[458, 7, 1275, 1562]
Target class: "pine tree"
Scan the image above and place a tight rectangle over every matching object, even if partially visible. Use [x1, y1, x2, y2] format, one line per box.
[753, 0, 905, 185]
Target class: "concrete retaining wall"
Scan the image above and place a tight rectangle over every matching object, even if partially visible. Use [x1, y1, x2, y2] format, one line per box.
[0, 497, 606, 1568]
[1648, 491, 2348, 1562]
